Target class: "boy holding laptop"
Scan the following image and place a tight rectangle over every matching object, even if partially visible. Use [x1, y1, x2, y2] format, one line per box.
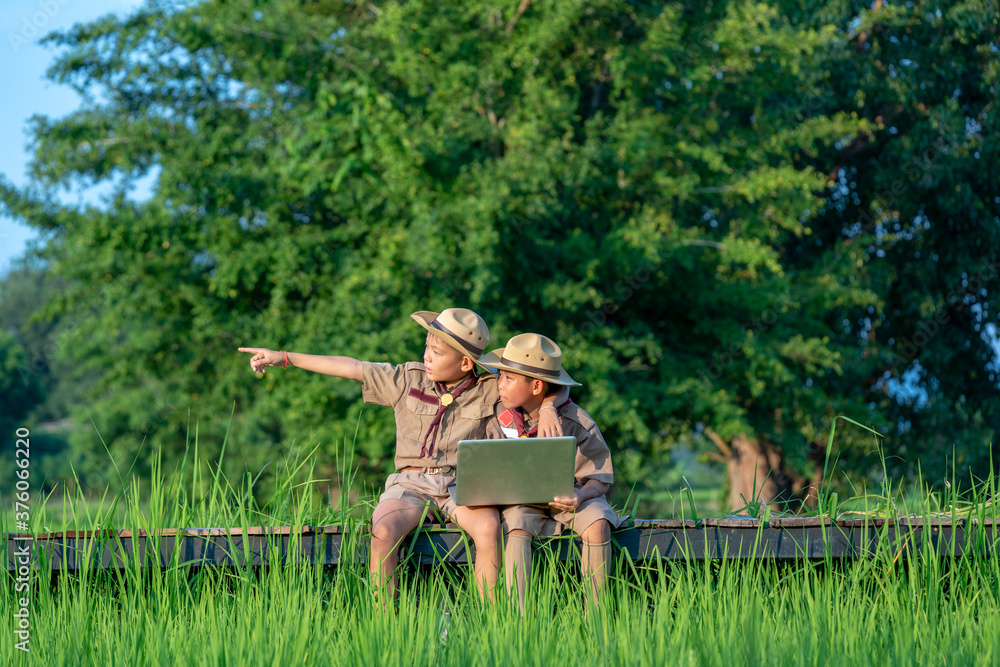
[479, 333, 626, 610]
[239, 308, 565, 602]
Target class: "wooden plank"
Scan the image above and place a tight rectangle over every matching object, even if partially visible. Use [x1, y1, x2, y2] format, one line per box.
[6, 519, 998, 572]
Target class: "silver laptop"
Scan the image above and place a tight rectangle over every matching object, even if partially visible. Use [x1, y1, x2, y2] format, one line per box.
[454, 436, 576, 506]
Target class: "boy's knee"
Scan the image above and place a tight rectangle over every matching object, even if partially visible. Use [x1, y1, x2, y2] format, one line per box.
[466, 513, 501, 544]
[505, 529, 532, 550]
[371, 517, 407, 546]
[581, 519, 611, 544]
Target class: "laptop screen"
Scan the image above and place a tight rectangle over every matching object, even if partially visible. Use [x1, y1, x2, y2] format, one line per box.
[454, 436, 576, 506]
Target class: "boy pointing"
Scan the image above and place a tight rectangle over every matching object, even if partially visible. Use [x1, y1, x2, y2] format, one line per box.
[239, 308, 564, 601]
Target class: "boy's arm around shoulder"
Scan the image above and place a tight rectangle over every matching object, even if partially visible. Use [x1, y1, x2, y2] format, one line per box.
[237, 347, 363, 381]
[537, 384, 570, 437]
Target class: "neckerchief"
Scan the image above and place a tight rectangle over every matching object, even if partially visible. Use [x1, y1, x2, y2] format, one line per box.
[407, 373, 478, 459]
[498, 398, 573, 438]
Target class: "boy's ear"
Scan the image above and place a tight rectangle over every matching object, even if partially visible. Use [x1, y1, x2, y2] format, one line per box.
[461, 356, 476, 372]
[531, 378, 547, 396]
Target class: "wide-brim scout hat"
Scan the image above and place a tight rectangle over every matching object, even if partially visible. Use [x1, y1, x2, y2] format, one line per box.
[411, 308, 490, 360]
[478, 333, 581, 386]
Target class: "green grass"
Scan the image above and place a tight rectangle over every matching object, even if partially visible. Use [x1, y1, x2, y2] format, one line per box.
[5, 530, 1000, 665]
[4, 421, 1000, 665]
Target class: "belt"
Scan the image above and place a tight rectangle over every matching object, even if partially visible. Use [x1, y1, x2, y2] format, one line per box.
[400, 466, 455, 476]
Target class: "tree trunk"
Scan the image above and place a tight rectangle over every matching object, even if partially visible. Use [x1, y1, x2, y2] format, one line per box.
[725, 435, 822, 513]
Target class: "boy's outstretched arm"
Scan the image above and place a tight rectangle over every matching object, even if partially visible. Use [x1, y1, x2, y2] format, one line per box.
[237, 347, 363, 381]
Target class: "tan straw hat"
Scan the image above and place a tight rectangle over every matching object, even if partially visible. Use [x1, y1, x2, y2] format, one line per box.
[478, 333, 580, 386]
[411, 308, 490, 360]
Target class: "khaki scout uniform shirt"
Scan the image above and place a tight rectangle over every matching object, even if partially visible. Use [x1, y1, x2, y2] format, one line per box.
[486, 402, 615, 487]
[361, 361, 499, 470]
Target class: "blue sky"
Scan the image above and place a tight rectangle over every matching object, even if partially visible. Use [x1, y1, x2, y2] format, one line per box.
[0, 0, 145, 274]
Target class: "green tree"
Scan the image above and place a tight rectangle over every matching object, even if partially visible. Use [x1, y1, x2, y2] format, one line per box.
[2, 0, 996, 510]
[0, 330, 44, 437]
[0, 261, 87, 420]
[815, 0, 1000, 484]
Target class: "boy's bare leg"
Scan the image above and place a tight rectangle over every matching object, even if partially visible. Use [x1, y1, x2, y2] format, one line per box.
[504, 529, 533, 614]
[579, 519, 612, 609]
[450, 505, 502, 601]
[370, 499, 427, 602]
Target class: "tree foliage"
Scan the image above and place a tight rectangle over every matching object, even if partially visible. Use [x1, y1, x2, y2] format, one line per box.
[0, 330, 43, 436]
[1, 0, 997, 505]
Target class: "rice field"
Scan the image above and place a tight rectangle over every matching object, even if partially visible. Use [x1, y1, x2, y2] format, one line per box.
[4, 429, 1000, 665]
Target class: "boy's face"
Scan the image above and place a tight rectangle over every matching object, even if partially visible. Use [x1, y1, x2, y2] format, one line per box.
[497, 370, 544, 410]
[423, 332, 472, 383]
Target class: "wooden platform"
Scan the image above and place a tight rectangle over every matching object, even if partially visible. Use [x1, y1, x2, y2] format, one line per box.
[6, 517, 998, 572]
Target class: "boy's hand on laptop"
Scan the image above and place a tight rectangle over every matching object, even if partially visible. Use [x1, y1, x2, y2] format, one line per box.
[550, 480, 609, 513]
[549, 490, 584, 513]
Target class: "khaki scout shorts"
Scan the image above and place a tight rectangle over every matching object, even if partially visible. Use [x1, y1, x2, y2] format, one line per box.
[500, 495, 628, 538]
[378, 470, 459, 522]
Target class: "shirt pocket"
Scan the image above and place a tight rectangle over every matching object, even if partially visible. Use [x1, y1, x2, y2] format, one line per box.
[454, 405, 489, 441]
[399, 394, 438, 443]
